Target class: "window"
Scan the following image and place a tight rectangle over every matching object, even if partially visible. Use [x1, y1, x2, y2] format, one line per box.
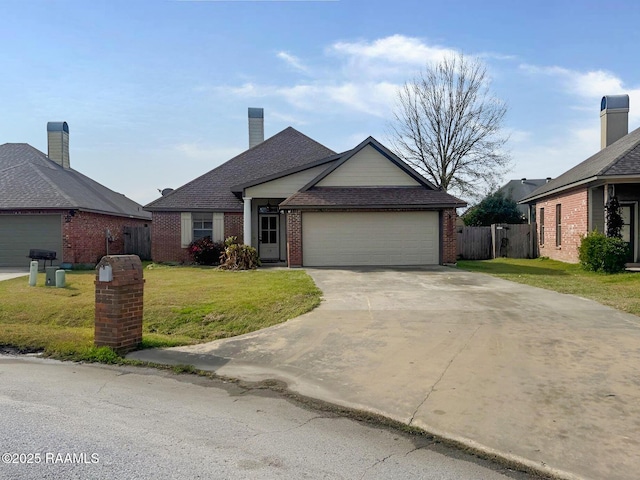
[192, 213, 213, 241]
[539, 208, 545, 245]
[556, 204, 562, 247]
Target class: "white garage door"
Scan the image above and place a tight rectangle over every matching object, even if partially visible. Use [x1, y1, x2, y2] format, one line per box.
[0, 215, 62, 267]
[302, 211, 439, 267]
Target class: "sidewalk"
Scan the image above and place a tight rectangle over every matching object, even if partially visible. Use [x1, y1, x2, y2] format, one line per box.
[128, 267, 640, 480]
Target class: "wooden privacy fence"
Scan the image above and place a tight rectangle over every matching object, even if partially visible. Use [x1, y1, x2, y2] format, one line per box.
[123, 226, 151, 261]
[457, 226, 492, 260]
[457, 223, 537, 260]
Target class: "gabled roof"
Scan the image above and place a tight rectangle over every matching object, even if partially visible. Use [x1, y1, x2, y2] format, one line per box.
[496, 179, 550, 203]
[145, 127, 336, 211]
[278, 136, 466, 209]
[0, 143, 151, 219]
[300, 136, 439, 191]
[521, 126, 640, 202]
[280, 187, 466, 209]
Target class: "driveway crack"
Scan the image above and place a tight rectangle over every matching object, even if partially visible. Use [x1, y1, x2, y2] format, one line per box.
[408, 325, 481, 425]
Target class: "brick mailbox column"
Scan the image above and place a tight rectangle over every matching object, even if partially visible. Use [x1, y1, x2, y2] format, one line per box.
[94, 255, 144, 353]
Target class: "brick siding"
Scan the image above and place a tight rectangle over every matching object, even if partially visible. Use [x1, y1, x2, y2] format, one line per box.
[224, 212, 244, 244]
[64, 211, 149, 265]
[536, 188, 588, 263]
[150, 211, 189, 263]
[286, 210, 303, 267]
[151, 211, 245, 263]
[442, 208, 457, 264]
[94, 255, 144, 353]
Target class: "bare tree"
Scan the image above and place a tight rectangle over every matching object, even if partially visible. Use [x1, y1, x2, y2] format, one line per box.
[388, 53, 510, 200]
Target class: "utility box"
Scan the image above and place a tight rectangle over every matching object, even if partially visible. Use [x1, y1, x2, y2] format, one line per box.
[94, 255, 144, 353]
[45, 266, 57, 286]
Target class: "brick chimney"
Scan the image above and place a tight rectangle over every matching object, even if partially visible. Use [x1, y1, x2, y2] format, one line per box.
[600, 95, 629, 149]
[47, 121, 70, 168]
[248, 108, 264, 149]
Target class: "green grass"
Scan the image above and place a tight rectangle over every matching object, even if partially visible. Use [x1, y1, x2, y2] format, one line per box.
[0, 266, 321, 361]
[457, 257, 640, 316]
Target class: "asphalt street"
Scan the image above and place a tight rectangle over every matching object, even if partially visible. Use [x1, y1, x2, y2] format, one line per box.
[0, 355, 541, 480]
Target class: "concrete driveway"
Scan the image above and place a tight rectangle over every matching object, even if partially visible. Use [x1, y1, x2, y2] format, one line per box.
[0, 267, 29, 281]
[130, 267, 640, 480]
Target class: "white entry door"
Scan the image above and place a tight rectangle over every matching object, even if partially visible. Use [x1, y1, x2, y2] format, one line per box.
[259, 214, 279, 260]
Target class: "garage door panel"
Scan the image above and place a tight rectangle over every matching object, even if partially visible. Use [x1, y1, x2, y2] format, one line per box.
[0, 215, 62, 267]
[302, 211, 439, 266]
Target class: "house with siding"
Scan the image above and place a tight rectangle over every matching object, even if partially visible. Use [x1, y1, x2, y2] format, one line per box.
[0, 122, 151, 267]
[146, 109, 466, 267]
[520, 95, 640, 264]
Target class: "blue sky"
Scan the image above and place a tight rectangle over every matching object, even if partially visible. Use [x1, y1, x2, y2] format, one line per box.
[2, 0, 640, 205]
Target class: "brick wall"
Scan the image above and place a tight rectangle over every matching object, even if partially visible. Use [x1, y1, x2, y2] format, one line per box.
[64, 211, 149, 265]
[151, 211, 245, 263]
[536, 188, 588, 263]
[94, 255, 144, 353]
[286, 210, 303, 267]
[442, 208, 457, 264]
[224, 212, 244, 244]
[150, 211, 189, 263]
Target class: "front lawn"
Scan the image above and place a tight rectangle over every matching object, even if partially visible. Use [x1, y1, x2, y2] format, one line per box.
[0, 265, 321, 360]
[457, 258, 640, 317]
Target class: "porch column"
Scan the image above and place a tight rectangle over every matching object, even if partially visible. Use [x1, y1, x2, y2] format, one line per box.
[243, 197, 252, 246]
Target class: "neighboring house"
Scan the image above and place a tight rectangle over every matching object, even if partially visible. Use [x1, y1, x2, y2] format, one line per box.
[146, 109, 466, 267]
[0, 122, 151, 267]
[496, 178, 551, 219]
[520, 95, 640, 264]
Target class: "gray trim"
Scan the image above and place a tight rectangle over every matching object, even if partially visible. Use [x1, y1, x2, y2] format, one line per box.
[519, 174, 640, 203]
[278, 204, 461, 211]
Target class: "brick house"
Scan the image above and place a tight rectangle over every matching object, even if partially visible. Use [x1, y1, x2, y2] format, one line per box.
[521, 95, 640, 264]
[0, 122, 151, 267]
[146, 109, 466, 267]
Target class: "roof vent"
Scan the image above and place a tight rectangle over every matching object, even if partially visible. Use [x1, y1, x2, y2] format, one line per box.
[47, 121, 70, 168]
[521, 178, 526, 184]
[600, 94, 629, 149]
[248, 108, 264, 149]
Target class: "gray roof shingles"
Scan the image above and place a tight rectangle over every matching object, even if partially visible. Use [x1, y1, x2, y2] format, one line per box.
[522, 126, 640, 202]
[497, 179, 550, 203]
[145, 127, 336, 211]
[280, 187, 466, 209]
[0, 143, 151, 219]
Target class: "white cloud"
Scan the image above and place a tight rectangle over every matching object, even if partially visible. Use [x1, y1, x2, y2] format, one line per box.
[330, 34, 455, 66]
[277, 51, 310, 74]
[520, 63, 640, 128]
[216, 81, 400, 117]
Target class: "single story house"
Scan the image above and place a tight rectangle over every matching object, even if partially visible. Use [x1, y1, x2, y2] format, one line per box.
[520, 95, 640, 264]
[146, 109, 466, 267]
[495, 178, 552, 219]
[0, 122, 151, 267]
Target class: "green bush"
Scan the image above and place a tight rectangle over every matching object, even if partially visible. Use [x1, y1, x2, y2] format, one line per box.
[578, 231, 629, 273]
[218, 236, 260, 270]
[188, 236, 225, 265]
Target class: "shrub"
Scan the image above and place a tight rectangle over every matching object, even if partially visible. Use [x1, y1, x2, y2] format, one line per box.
[605, 196, 624, 238]
[218, 236, 260, 270]
[579, 231, 629, 273]
[188, 236, 225, 266]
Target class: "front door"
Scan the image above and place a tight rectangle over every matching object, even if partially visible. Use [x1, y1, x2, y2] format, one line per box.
[621, 204, 636, 262]
[259, 214, 279, 260]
